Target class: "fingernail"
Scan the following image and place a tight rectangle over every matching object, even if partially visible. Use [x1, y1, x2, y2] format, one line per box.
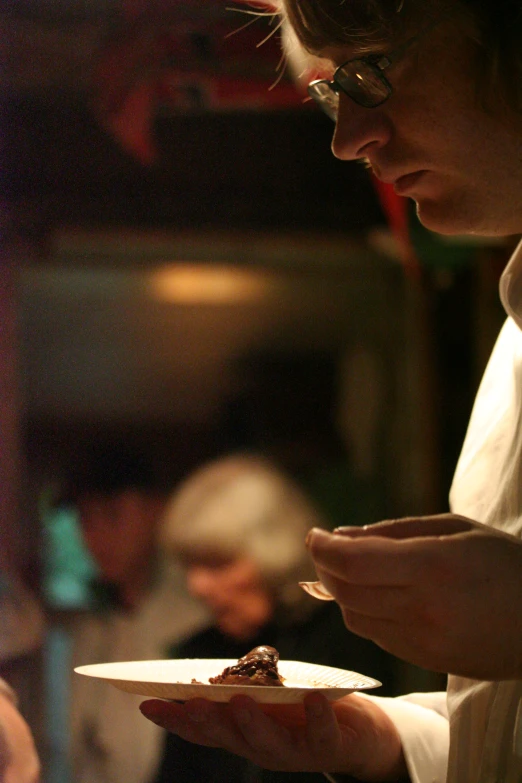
[140, 702, 162, 724]
[299, 581, 335, 601]
[305, 527, 329, 548]
[305, 528, 316, 548]
[333, 526, 358, 534]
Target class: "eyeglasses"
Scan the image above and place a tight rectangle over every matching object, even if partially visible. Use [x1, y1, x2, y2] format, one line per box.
[307, 19, 440, 120]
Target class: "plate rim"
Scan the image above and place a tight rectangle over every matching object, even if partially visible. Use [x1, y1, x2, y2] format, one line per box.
[74, 657, 382, 692]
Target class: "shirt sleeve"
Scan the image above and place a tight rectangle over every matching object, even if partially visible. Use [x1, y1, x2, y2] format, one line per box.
[323, 692, 449, 783]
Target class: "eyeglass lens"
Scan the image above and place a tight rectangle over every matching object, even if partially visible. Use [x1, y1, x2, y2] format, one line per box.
[308, 59, 393, 119]
[336, 61, 391, 107]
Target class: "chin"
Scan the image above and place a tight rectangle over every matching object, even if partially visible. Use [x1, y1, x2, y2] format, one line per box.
[415, 194, 518, 237]
[220, 624, 253, 642]
[415, 199, 481, 237]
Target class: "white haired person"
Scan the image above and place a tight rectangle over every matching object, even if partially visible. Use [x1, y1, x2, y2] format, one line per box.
[152, 453, 396, 783]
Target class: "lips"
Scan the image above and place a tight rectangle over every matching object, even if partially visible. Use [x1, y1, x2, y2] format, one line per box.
[392, 170, 426, 195]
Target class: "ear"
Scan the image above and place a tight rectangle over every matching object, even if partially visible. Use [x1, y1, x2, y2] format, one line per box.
[116, 489, 143, 519]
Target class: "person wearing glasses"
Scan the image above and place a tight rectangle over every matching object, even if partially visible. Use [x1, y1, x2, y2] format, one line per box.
[139, 1, 522, 781]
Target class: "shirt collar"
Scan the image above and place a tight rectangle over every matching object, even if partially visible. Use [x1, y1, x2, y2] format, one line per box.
[500, 239, 522, 330]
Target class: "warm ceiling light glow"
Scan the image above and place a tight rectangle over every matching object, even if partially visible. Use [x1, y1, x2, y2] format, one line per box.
[149, 264, 275, 304]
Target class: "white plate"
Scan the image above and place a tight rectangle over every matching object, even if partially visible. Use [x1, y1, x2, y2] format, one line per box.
[74, 659, 382, 703]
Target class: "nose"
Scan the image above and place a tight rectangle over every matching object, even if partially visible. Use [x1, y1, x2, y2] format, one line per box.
[331, 92, 391, 161]
[186, 566, 214, 600]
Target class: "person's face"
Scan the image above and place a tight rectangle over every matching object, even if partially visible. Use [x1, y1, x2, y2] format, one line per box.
[315, 13, 522, 236]
[181, 553, 273, 641]
[77, 491, 157, 587]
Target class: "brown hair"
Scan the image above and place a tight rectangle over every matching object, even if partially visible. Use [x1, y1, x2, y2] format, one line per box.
[278, 0, 522, 111]
[281, 0, 413, 51]
[465, 0, 522, 112]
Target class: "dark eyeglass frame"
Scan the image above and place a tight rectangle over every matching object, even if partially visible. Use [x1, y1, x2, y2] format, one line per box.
[307, 18, 442, 120]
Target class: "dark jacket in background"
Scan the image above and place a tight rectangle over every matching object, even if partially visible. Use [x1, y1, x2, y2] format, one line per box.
[152, 602, 396, 783]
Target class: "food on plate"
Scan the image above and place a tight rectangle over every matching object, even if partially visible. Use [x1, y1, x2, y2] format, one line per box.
[209, 645, 285, 686]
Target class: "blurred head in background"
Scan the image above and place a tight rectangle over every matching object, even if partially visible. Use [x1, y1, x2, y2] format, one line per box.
[67, 443, 170, 609]
[160, 453, 326, 641]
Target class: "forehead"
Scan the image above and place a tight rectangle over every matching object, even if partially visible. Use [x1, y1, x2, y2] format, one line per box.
[306, 5, 470, 75]
[310, 42, 384, 71]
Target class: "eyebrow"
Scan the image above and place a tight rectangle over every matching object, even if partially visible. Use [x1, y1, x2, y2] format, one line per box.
[312, 37, 396, 69]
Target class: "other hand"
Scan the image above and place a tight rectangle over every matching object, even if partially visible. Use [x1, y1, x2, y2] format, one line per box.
[307, 514, 522, 679]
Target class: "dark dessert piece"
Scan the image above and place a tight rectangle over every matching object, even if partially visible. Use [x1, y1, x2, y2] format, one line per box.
[209, 645, 285, 686]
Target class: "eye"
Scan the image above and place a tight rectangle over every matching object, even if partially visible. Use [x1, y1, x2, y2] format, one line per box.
[181, 553, 234, 570]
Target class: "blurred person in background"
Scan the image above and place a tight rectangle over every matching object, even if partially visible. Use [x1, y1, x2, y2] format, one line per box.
[152, 453, 396, 783]
[65, 442, 209, 783]
[0, 567, 43, 783]
[0, 566, 44, 665]
[0, 678, 40, 783]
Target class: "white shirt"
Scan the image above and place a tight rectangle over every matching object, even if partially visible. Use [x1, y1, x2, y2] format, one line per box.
[445, 242, 522, 783]
[329, 242, 522, 783]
